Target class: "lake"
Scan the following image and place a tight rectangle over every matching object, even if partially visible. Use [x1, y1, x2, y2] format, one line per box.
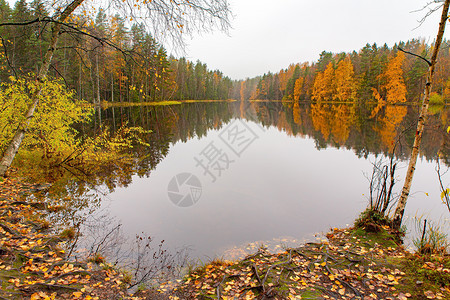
[42, 101, 449, 264]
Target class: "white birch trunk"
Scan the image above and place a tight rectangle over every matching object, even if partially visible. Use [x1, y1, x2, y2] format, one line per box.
[392, 0, 450, 230]
[0, 0, 85, 176]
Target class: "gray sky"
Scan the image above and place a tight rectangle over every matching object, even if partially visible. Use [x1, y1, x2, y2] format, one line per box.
[184, 0, 450, 80]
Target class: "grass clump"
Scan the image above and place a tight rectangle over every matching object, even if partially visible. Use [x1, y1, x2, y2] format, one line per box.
[413, 217, 449, 255]
[186, 257, 232, 278]
[89, 253, 106, 265]
[354, 208, 391, 232]
[59, 227, 76, 240]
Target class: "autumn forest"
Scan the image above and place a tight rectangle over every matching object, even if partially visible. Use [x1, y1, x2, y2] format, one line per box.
[1, 0, 450, 104]
[241, 40, 450, 104]
[1, 0, 450, 299]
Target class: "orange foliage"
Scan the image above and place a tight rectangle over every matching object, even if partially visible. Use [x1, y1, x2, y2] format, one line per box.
[331, 105, 354, 144]
[311, 104, 332, 140]
[370, 88, 387, 118]
[312, 62, 334, 102]
[293, 77, 304, 101]
[279, 64, 298, 93]
[444, 78, 450, 101]
[311, 104, 354, 143]
[381, 52, 407, 103]
[374, 106, 407, 149]
[293, 102, 302, 125]
[333, 57, 356, 101]
[277, 110, 290, 134]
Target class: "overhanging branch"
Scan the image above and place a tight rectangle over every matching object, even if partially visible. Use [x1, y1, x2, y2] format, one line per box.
[397, 47, 432, 66]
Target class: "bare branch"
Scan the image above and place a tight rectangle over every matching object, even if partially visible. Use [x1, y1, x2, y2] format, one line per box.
[0, 36, 18, 78]
[49, 64, 69, 86]
[411, 1, 446, 28]
[436, 159, 450, 213]
[0, 18, 42, 27]
[398, 47, 432, 66]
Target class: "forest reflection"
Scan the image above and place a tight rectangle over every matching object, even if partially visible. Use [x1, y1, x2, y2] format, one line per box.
[250, 101, 447, 161]
[15, 100, 446, 268]
[37, 101, 447, 191]
[23, 101, 448, 226]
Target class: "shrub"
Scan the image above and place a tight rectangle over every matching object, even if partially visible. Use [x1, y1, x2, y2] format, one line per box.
[429, 92, 444, 105]
[354, 208, 391, 232]
[0, 76, 92, 156]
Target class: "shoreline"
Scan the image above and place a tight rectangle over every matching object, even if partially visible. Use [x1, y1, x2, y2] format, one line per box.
[0, 176, 448, 299]
[98, 99, 237, 108]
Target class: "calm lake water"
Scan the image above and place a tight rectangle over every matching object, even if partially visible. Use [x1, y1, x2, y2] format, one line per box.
[49, 101, 450, 262]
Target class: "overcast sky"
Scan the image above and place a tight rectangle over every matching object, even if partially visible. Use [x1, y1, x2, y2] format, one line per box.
[183, 0, 450, 80]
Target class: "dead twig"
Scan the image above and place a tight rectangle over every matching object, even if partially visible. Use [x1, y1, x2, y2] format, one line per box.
[251, 263, 264, 292]
[261, 249, 292, 287]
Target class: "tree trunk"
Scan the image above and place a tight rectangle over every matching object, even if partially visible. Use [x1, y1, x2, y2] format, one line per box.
[392, 0, 450, 230]
[90, 63, 95, 103]
[96, 53, 100, 104]
[79, 59, 82, 100]
[0, 0, 85, 177]
[111, 72, 114, 103]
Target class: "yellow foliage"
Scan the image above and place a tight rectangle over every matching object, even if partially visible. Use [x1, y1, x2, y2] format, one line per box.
[0, 77, 92, 156]
[444, 78, 450, 101]
[311, 104, 332, 140]
[279, 64, 298, 93]
[374, 106, 407, 149]
[293, 77, 304, 101]
[312, 62, 334, 102]
[293, 102, 302, 125]
[312, 58, 356, 102]
[311, 104, 354, 143]
[1, 78, 150, 189]
[380, 52, 407, 103]
[370, 88, 387, 119]
[333, 57, 357, 101]
[331, 105, 354, 144]
[81, 124, 149, 167]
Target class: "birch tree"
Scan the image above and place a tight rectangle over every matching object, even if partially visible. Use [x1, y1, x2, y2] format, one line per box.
[0, 0, 231, 176]
[392, 0, 450, 230]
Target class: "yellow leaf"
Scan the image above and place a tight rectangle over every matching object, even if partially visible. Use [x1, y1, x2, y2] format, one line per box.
[72, 291, 82, 298]
[31, 293, 41, 300]
[441, 189, 449, 202]
[338, 288, 345, 295]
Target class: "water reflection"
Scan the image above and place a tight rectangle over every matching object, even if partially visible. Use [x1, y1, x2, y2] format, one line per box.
[33, 102, 449, 262]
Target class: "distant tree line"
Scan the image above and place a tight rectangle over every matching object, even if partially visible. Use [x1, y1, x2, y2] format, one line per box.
[0, 0, 234, 102]
[2, 0, 449, 104]
[241, 40, 450, 103]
